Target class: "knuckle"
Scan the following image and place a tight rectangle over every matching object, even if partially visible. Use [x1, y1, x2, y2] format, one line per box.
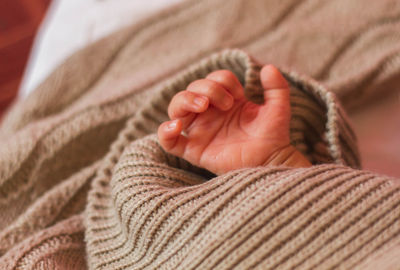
[168, 91, 193, 118]
[187, 79, 204, 91]
[175, 90, 188, 100]
[188, 79, 216, 96]
[172, 91, 190, 105]
[207, 69, 237, 83]
[203, 84, 218, 97]
[168, 96, 180, 114]
[168, 96, 181, 118]
[167, 105, 175, 118]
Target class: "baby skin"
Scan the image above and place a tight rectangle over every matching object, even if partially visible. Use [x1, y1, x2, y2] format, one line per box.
[157, 65, 311, 175]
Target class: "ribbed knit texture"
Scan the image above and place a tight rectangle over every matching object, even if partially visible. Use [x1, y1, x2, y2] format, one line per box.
[0, 0, 399, 269]
[86, 135, 400, 270]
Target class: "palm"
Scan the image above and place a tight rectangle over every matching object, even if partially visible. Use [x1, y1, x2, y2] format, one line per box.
[182, 98, 290, 174]
[158, 65, 293, 175]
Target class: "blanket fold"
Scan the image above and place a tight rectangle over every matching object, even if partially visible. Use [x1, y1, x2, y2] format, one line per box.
[1, 0, 400, 269]
[86, 133, 400, 270]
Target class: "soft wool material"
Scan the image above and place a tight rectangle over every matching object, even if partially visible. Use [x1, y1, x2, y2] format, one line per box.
[0, 0, 400, 269]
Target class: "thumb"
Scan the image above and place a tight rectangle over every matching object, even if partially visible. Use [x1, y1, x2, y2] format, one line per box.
[260, 64, 290, 108]
[255, 65, 291, 138]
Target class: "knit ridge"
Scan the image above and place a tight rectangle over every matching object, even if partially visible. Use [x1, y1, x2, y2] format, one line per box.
[82, 50, 394, 270]
[86, 132, 400, 269]
[1, 0, 400, 268]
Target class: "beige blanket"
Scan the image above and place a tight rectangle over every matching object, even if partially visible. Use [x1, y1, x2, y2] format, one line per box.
[1, 0, 400, 269]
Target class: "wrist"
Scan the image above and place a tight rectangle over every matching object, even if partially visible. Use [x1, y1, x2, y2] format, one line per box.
[264, 145, 312, 168]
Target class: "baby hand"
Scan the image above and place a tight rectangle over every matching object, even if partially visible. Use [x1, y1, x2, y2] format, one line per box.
[158, 65, 311, 175]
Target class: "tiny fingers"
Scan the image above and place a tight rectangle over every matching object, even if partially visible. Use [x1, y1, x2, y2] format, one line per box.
[160, 69, 243, 156]
[206, 70, 244, 100]
[168, 91, 209, 119]
[187, 79, 234, 111]
[158, 119, 188, 155]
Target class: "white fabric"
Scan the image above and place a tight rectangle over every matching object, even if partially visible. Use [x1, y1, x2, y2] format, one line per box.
[20, 0, 184, 98]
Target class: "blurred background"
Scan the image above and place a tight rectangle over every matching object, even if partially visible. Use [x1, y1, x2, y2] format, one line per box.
[0, 0, 399, 177]
[0, 0, 50, 118]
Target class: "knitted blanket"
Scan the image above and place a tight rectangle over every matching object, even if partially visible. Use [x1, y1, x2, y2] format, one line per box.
[1, 0, 400, 269]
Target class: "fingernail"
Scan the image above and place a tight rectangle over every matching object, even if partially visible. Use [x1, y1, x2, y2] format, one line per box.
[166, 120, 178, 130]
[193, 96, 207, 108]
